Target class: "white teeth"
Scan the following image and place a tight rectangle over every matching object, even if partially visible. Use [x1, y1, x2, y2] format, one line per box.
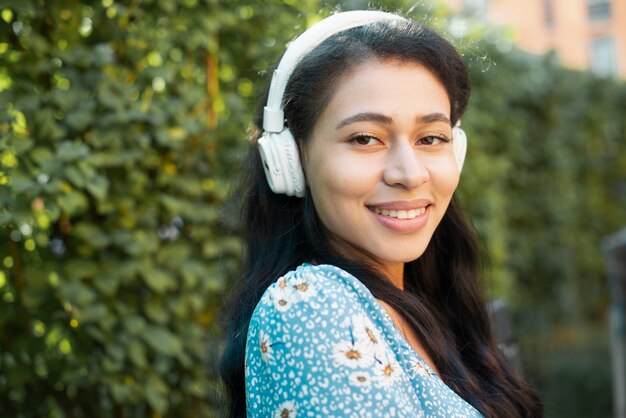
[372, 206, 425, 219]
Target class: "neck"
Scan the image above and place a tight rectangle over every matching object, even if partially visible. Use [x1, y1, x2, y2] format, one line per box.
[325, 234, 405, 290]
[383, 263, 404, 290]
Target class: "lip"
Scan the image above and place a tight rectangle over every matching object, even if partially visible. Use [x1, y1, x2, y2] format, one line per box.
[367, 202, 431, 233]
[366, 199, 432, 211]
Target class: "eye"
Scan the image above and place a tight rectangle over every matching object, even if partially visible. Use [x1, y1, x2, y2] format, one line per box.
[417, 134, 450, 145]
[348, 134, 381, 146]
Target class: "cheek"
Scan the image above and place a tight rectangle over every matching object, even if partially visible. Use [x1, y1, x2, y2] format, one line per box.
[431, 157, 460, 199]
[309, 154, 379, 206]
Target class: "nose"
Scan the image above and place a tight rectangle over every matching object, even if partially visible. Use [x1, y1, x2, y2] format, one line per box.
[382, 140, 429, 188]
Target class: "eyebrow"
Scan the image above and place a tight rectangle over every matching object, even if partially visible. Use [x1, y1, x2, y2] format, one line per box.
[419, 112, 451, 125]
[336, 112, 392, 129]
[335, 111, 451, 129]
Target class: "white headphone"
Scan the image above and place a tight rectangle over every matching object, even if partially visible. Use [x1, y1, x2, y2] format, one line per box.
[258, 11, 468, 198]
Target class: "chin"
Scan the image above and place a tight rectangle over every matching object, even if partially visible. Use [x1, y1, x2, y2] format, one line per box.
[379, 249, 428, 265]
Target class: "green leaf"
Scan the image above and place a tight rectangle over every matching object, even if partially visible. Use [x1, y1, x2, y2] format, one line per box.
[97, 82, 123, 110]
[93, 274, 120, 296]
[110, 382, 132, 403]
[124, 315, 147, 335]
[180, 260, 205, 287]
[36, 109, 65, 141]
[65, 259, 100, 279]
[22, 286, 48, 309]
[63, 165, 86, 188]
[73, 223, 110, 248]
[143, 269, 176, 293]
[145, 299, 169, 324]
[144, 373, 168, 412]
[142, 325, 182, 356]
[66, 109, 93, 131]
[87, 150, 143, 167]
[13, 137, 34, 154]
[157, 243, 191, 268]
[30, 147, 54, 165]
[60, 281, 96, 306]
[122, 230, 159, 256]
[11, 173, 37, 195]
[85, 174, 109, 201]
[128, 338, 147, 368]
[57, 191, 88, 216]
[0, 211, 13, 224]
[56, 141, 90, 161]
[80, 303, 108, 322]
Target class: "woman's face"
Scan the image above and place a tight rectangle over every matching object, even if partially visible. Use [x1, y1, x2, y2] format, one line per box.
[301, 59, 460, 280]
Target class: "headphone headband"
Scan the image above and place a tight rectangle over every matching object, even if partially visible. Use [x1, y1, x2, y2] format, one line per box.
[263, 11, 406, 133]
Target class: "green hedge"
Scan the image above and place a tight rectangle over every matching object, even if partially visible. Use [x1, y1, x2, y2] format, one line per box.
[460, 34, 625, 416]
[0, 0, 302, 415]
[1, 1, 625, 417]
[463, 43, 626, 314]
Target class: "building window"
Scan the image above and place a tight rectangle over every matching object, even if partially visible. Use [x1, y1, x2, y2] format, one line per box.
[463, 0, 489, 17]
[587, 0, 611, 20]
[590, 37, 617, 77]
[544, 0, 554, 27]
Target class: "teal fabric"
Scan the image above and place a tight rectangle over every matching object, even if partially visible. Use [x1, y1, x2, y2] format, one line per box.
[245, 263, 483, 418]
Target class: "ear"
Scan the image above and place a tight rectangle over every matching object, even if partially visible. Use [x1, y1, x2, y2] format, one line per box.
[452, 125, 467, 173]
[297, 138, 309, 185]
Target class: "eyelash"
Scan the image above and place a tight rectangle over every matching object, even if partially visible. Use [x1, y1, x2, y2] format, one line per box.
[348, 134, 381, 146]
[348, 133, 451, 146]
[418, 134, 451, 145]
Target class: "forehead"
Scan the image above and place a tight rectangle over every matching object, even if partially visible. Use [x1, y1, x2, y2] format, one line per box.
[318, 59, 451, 126]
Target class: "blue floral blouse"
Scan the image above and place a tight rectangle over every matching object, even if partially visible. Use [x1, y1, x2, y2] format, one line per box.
[245, 263, 484, 417]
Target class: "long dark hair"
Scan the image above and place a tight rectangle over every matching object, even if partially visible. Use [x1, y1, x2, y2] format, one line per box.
[219, 17, 542, 418]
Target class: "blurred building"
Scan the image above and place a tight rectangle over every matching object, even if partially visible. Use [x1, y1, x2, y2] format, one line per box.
[443, 0, 626, 78]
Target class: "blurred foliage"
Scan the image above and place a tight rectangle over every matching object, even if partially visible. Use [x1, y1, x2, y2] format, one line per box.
[0, 0, 316, 416]
[538, 325, 612, 418]
[455, 23, 625, 417]
[0, 0, 624, 417]
[462, 41, 626, 317]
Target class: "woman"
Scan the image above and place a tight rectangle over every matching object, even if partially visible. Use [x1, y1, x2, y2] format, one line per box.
[220, 10, 542, 418]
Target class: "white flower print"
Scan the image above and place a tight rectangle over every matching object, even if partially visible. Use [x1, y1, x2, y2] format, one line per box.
[348, 371, 372, 387]
[270, 277, 299, 312]
[273, 400, 297, 418]
[409, 357, 435, 379]
[374, 353, 402, 386]
[332, 339, 374, 369]
[300, 267, 319, 284]
[289, 274, 317, 301]
[276, 276, 289, 290]
[259, 330, 274, 364]
[352, 314, 383, 354]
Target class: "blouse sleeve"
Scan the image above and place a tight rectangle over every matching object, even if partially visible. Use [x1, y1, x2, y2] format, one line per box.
[244, 265, 421, 418]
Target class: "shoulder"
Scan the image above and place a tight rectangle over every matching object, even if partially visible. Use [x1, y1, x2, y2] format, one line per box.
[244, 264, 479, 417]
[246, 263, 396, 375]
[248, 264, 373, 338]
[248, 263, 405, 349]
[245, 264, 419, 416]
[252, 263, 369, 320]
[246, 263, 386, 366]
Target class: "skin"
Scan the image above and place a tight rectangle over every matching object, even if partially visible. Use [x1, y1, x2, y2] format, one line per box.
[302, 59, 460, 291]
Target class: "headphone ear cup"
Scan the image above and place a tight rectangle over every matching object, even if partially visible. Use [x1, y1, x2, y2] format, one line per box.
[258, 132, 283, 193]
[452, 126, 467, 173]
[278, 129, 306, 197]
[257, 129, 306, 197]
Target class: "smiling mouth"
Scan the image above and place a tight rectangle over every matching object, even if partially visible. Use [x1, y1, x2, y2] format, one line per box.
[368, 206, 427, 219]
